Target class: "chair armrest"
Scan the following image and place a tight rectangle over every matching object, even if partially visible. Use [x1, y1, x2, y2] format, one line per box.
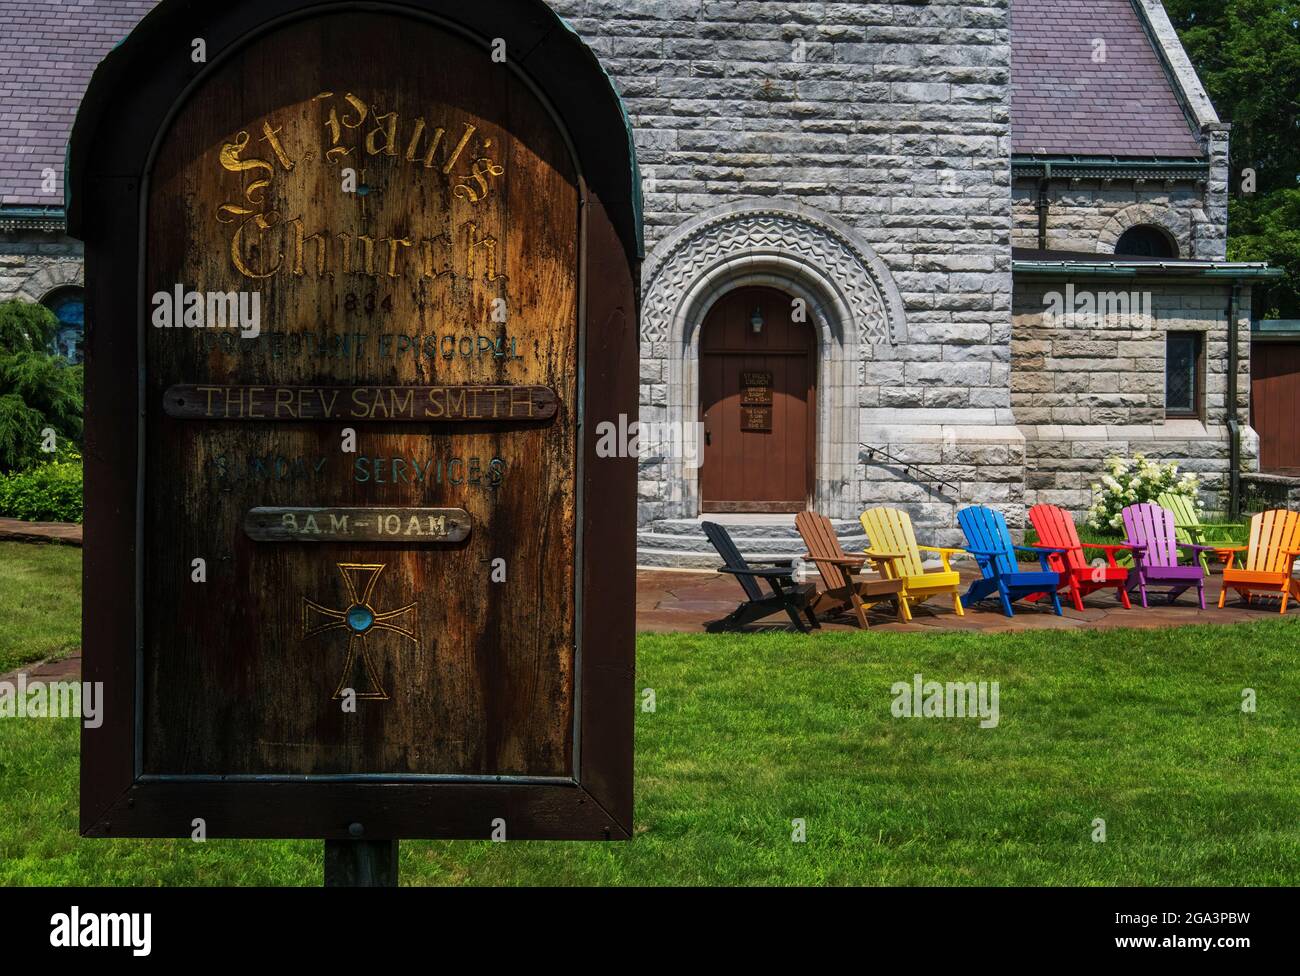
[802, 554, 866, 568]
[718, 566, 795, 580]
[862, 550, 907, 561]
[917, 544, 966, 571]
[962, 547, 1005, 558]
[918, 545, 966, 556]
[1081, 542, 1140, 566]
[1015, 545, 1067, 573]
[1197, 525, 1249, 544]
[1175, 542, 1218, 553]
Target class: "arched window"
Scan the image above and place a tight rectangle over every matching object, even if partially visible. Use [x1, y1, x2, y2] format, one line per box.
[1115, 225, 1177, 258]
[42, 287, 86, 364]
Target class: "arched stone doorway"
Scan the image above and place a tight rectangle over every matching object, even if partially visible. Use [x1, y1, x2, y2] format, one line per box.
[639, 198, 908, 521]
[698, 285, 815, 512]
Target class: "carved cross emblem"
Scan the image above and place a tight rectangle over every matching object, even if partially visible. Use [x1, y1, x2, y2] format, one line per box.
[302, 562, 419, 701]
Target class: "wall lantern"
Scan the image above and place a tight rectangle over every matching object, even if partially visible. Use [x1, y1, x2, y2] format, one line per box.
[750, 306, 764, 334]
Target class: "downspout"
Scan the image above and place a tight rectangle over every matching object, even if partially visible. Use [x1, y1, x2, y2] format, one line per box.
[1036, 162, 1052, 251]
[1225, 282, 1241, 518]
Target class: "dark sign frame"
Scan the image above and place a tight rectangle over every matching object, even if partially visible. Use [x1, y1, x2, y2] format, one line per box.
[69, 0, 639, 841]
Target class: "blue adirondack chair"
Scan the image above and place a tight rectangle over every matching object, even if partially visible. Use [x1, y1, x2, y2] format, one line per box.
[957, 506, 1065, 617]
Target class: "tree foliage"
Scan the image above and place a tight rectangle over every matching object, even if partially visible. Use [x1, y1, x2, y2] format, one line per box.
[1165, 0, 1300, 316]
[0, 299, 83, 473]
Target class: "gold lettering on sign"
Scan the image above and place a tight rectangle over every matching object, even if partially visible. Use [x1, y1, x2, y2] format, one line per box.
[218, 131, 274, 206]
[288, 218, 330, 277]
[231, 212, 283, 279]
[318, 91, 369, 163]
[454, 150, 505, 204]
[212, 92, 508, 284]
[260, 121, 297, 172]
[465, 222, 506, 283]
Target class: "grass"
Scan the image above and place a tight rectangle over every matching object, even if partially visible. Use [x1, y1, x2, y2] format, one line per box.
[1, 541, 1297, 885]
[2, 625, 1297, 885]
[0, 541, 81, 673]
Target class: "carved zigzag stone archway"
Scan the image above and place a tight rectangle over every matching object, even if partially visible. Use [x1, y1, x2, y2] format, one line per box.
[638, 199, 907, 521]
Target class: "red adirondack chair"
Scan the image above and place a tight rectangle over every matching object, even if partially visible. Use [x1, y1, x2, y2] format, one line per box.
[1027, 504, 1134, 611]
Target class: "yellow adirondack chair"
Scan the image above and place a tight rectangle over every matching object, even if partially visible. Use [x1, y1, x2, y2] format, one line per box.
[860, 507, 965, 616]
[1217, 509, 1300, 613]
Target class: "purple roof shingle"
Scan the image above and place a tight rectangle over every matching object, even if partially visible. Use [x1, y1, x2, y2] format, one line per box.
[0, 0, 157, 206]
[1012, 0, 1204, 157]
[1, 0, 1210, 207]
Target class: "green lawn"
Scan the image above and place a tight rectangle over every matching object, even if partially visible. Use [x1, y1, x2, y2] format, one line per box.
[0, 541, 81, 673]
[1, 542, 1297, 885]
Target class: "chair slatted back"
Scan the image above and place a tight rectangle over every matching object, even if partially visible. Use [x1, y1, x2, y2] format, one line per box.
[702, 521, 763, 603]
[957, 506, 1017, 579]
[796, 511, 851, 592]
[1245, 509, 1300, 574]
[1122, 502, 1178, 568]
[1157, 491, 1199, 545]
[1028, 503, 1086, 573]
[860, 507, 923, 578]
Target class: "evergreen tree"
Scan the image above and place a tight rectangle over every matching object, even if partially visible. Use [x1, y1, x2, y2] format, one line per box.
[0, 299, 83, 472]
[1165, 0, 1300, 316]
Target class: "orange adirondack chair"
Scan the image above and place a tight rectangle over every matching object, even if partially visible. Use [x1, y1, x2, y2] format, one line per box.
[1217, 509, 1300, 612]
[1027, 504, 1134, 611]
[795, 512, 908, 627]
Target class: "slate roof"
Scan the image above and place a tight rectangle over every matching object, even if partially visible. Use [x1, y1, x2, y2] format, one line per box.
[1012, 0, 1204, 158]
[0, 0, 157, 207]
[1, 0, 1210, 208]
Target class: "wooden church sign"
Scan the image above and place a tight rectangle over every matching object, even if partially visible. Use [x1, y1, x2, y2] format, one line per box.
[70, 0, 640, 843]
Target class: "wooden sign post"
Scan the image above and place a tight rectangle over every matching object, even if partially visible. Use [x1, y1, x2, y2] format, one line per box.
[70, 0, 640, 876]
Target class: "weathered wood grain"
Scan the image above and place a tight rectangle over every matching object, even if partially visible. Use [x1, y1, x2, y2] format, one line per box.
[142, 10, 578, 778]
[75, 0, 638, 842]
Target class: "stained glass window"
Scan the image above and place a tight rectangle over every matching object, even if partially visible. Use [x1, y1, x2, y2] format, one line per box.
[1166, 332, 1201, 416]
[1116, 226, 1177, 258]
[44, 289, 85, 365]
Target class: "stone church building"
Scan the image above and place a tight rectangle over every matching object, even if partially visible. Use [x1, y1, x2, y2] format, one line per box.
[0, 0, 1280, 562]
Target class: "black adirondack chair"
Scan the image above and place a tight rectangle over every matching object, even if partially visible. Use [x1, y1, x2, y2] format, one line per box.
[702, 521, 820, 633]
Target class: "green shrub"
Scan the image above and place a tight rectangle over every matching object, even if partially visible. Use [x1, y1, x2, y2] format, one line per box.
[0, 457, 83, 523]
[0, 299, 83, 473]
[1085, 453, 1199, 533]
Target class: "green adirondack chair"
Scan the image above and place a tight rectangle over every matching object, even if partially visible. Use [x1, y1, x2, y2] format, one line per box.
[1157, 492, 1247, 573]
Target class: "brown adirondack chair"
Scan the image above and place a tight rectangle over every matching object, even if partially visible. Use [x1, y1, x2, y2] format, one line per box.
[1217, 509, 1300, 613]
[795, 511, 908, 627]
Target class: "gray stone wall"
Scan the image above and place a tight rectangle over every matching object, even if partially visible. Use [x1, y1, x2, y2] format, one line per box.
[544, 0, 1024, 534]
[0, 230, 84, 303]
[548, 0, 1013, 252]
[1011, 176, 1226, 261]
[1009, 0, 1231, 263]
[1013, 278, 1255, 512]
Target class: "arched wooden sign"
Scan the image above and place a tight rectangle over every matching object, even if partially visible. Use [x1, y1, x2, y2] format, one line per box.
[70, 0, 639, 841]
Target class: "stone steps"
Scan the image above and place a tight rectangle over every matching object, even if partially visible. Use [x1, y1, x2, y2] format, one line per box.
[637, 516, 868, 570]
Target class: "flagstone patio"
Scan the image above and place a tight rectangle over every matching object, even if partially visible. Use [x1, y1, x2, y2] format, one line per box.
[636, 565, 1293, 633]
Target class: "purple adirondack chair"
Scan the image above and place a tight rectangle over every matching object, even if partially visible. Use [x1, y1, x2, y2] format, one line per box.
[1121, 503, 1211, 609]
